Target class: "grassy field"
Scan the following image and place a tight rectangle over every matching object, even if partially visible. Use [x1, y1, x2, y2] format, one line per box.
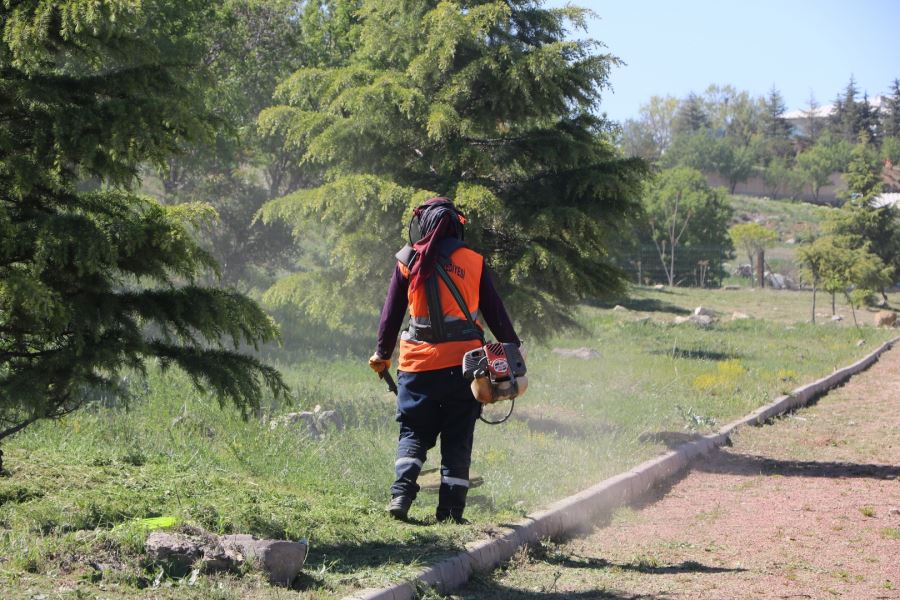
[0, 287, 895, 599]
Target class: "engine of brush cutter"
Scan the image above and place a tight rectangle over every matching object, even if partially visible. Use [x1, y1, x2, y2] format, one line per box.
[462, 343, 528, 404]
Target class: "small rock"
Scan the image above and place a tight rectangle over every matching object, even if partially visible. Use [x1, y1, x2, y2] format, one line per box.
[652, 284, 665, 290]
[856, 339, 866, 347]
[552, 347, 600, 359]
[731, 312, 751, 321]
[693, 306, 716, 317]
[831, 315, 843, 322]
[316, 410, 343, 432]
[145, 532, 204, 576]
[147, 530, 307, 587]
[220, 535, 308, 586]
[612, 304, 627, 311]
[673, 315, 714, 327]
[691, 314, 714, 327]
[269, 412, 319, 437]
[874, 310, 897, 328]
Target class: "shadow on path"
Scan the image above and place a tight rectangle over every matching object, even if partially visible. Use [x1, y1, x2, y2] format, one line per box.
[456, 583, 671, 600]
[696, 449, 900, 479]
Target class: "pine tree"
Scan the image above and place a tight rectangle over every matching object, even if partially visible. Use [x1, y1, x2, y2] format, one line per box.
[0, 1, 286, 451]
[157, 1, 360, 287]
[859, 92, 880, 145]
[761, 86, 792, 160]
[761, 86, 792, 140]
[801, 93, 825, 143]
[673, 93, 711, 135]
[830, 76, 863, 143]
[882, 78, 900, 139]
[828, 134, 899, 300]
[257, 0, 647, 338]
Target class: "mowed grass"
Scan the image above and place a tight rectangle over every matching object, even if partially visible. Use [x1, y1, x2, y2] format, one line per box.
[0, 287, 895, 598]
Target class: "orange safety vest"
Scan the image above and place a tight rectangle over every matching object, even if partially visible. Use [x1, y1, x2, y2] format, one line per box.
[397, 245, 484, 372]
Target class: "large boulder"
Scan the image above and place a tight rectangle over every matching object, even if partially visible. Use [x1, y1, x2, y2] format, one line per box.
[874, 310, 897, 327]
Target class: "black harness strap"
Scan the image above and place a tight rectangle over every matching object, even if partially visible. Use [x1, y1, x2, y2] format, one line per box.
[396, 242, 483, 344]
[425, 274, 447, 342]
[435, 263, 485, 344]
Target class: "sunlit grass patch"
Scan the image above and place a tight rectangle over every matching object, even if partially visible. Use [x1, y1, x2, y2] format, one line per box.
[691, 359, 747, 393]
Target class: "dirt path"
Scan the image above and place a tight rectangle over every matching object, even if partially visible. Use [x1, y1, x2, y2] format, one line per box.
[453, 346, 900, 600]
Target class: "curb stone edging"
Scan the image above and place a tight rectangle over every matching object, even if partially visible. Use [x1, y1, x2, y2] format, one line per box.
[346, 336, 899, 600]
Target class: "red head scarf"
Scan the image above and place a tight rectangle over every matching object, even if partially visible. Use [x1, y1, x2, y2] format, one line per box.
[408, 197, 466, 292]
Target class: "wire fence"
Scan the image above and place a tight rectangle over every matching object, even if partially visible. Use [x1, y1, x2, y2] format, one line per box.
[615, 243, 734, 288]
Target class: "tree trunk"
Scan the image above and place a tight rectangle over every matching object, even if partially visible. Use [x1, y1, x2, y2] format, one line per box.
[811, 283, 817, 323]
[831, 292, 836, 315]
[669, 242, 676, 287]
[845, 292, 859, 329]
[757, 249, 765, 288]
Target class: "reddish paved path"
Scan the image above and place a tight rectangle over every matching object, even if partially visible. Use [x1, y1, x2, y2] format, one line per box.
[455, 346, 900, 599]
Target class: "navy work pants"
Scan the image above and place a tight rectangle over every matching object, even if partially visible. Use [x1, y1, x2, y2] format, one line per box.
[391, 366, 481, 520]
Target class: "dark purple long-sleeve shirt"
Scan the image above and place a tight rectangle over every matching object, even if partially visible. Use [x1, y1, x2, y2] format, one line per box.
[375, 258, 520, 359]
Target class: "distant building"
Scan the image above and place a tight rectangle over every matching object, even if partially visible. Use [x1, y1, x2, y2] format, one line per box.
[873, 192, 900, 208]
[783, 96, 887, 138]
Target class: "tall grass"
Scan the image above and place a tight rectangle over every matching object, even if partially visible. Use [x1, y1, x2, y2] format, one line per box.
[0, 287, 894, 598]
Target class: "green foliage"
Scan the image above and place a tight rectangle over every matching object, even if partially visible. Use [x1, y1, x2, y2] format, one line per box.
[841, 133, 884, 203]
[620, 95, 679, 161]
[798, 235, 891, 324]
[0, 0, 286, 444]
[153, 0, 335, 286]
[641, 167, 733, 286]
[883, 79, 900, 139]
[881, 136, 900, 164]
[729, 222, 778, 284]
[795, 135, 853, 202]
[662, 131, 762, 193]
[259, 0, 647, 338]
[673, 92, 710, 135]
[763, 157, 805, 199]
[821, 133, 900, 292]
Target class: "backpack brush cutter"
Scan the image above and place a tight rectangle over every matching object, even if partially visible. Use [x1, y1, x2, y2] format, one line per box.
[463, 342, 528, 424]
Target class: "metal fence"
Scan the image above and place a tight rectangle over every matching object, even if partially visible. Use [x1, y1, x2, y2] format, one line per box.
[614, 243, 734, 288]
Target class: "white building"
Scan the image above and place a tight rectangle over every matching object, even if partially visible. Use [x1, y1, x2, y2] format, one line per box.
[783, 96, 887, 138]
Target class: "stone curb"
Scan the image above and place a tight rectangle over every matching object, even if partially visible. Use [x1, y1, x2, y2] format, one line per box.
[346, 336, 899, 600]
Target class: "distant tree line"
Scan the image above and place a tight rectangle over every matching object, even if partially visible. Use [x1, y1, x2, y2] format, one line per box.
[621, 78, 900, 202]
[1, 0, 649, 448]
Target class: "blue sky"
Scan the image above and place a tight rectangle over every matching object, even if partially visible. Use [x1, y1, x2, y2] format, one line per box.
[547, 0, 900, 123]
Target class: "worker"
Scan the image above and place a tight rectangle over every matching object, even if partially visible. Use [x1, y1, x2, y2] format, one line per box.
[369, 197, 520, 523]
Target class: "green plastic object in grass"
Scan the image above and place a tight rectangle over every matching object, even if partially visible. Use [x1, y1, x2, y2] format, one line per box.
[132, 516, 180, 531]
